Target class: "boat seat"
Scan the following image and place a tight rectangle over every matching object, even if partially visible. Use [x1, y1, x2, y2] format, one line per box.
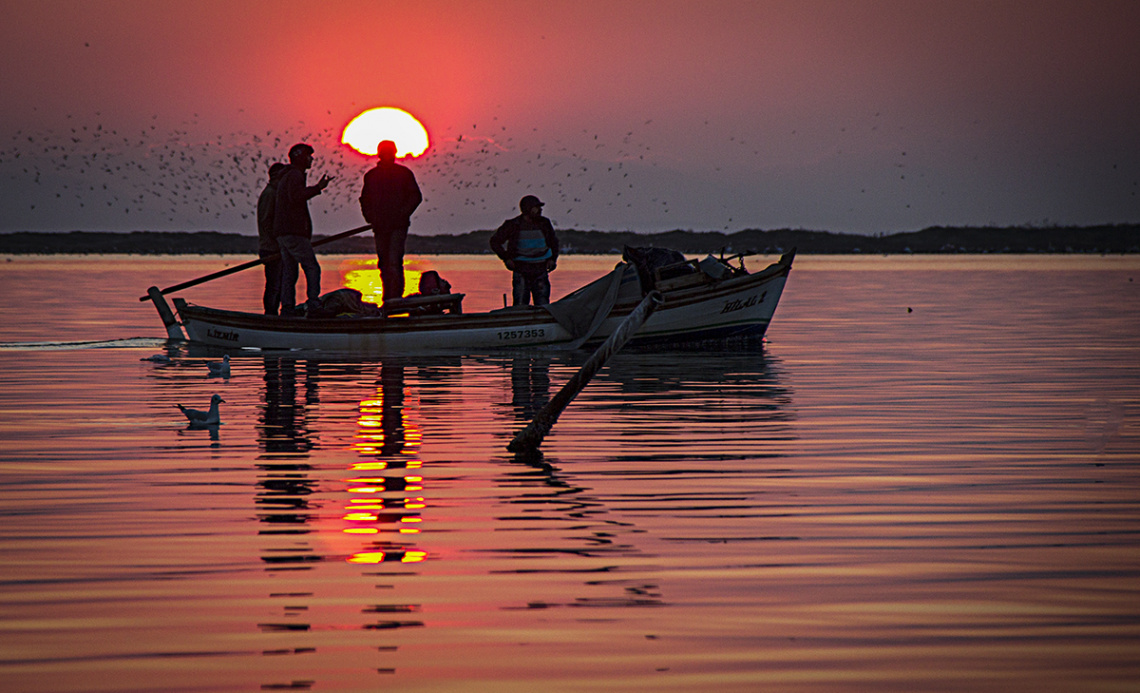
[381, 293, 465, 317]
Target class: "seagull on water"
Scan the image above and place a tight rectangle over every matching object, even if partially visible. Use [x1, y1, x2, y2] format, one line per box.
[207, 354, 230, 377]
[141, 353, 171, 363]
[176, 394, 224, 426]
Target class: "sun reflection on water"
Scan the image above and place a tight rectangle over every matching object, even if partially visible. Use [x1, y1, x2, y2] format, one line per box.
[340, 257, 422, 303]
[343, 363, 427, 563]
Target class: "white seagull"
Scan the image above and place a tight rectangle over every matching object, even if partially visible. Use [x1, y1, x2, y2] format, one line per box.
[176, 394, 224, 426]
[207, 354, 231, 377]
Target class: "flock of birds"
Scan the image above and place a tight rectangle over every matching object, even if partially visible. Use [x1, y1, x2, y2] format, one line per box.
[1, 109, 782, 232]
[4, 113, 352, 224]
[10, 108, 1137, 236]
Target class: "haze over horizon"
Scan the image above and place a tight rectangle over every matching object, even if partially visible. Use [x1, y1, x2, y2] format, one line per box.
[2, 0, 1138, 237]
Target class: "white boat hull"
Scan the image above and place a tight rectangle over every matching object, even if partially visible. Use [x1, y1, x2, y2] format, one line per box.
[169, 252, 793, 354]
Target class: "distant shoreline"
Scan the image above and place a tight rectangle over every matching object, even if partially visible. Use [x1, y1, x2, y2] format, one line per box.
[1, 225, 1137, 255]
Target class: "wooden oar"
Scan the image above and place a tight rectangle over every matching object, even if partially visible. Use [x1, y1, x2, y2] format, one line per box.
[137, 224, 372, 301]
[508, 290, 663, 453]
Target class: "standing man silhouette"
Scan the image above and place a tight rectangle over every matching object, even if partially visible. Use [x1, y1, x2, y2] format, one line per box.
[256, 162, 287, 315]
[490, 195, 559, 306]
[275, 143, 332, 316]
[359, 140, 422, 303]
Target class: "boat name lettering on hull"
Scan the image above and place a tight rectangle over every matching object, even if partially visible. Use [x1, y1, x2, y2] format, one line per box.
[206, 328, 239, 342]
[721, 291, 766, 314]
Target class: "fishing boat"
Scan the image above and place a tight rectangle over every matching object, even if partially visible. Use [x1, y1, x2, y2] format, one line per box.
[147, 249, 795, 354]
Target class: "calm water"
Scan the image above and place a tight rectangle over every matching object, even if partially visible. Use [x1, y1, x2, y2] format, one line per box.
[0, 254, 1138, 692]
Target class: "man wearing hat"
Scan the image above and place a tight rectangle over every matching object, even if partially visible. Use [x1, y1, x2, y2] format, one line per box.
[490, 195, 560, 306]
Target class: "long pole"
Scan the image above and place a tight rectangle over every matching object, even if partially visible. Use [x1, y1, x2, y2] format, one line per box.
[508, 291, 663, 453]
[137, 224, 372, 301]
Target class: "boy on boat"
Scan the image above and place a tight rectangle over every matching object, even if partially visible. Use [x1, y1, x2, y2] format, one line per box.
[490, 195, 560, 306]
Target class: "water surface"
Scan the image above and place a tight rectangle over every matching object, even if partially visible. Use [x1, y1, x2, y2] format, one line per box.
[1, 254, 1138, 692]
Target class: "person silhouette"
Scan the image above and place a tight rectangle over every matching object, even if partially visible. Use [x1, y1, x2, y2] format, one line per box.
[275, 143, 332, 316]
[359, 140, 422, 303]
[490, 195, 560, 306]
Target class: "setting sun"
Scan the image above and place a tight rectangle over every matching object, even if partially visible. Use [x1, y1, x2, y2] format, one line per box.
[342, 107, 429, 158]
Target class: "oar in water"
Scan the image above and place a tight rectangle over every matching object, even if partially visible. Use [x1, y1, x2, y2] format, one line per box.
[137, 224, 372, 302]
[508, 291, 663, 453]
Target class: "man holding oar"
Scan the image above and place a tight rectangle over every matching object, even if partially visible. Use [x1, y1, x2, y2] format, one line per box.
[275, 143, 332, 317]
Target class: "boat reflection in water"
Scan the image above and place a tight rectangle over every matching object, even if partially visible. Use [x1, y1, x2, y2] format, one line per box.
[243, 346, 792, 686]
[595, 346, 795, 461]
[495, 344, 794, 466]
[485, 346, 792, 607]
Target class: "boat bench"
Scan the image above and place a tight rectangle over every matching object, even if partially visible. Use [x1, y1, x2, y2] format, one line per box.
[382, 293, 465, 317]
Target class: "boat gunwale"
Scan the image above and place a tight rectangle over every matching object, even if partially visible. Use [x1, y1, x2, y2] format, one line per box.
[174, 256, 792, 335]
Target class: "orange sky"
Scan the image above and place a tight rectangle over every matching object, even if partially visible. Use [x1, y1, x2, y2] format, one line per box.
[2, 0, 1138, 234]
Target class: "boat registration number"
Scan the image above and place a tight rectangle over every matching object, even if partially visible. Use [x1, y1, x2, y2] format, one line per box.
[497, 328, 546, 341]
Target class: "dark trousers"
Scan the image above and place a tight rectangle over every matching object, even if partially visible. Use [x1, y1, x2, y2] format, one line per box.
[373, 227, 408, 302]
[512, 269, 551, 306]
[259, 249, 282, 315]
[278, 235, 321, 309]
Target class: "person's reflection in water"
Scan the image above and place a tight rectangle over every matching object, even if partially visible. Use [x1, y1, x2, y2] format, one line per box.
[260, 357, 316, 454]
[346, 361, 429, 568]
[257, 356, 320, 540]
[254, 357, 325, 688]
[501, 354, 572, 485]
[510, 354, 552, 423]
[378, 362, 405, 457]
[342, 362, 428, 656]
[257, 361, 320, 573]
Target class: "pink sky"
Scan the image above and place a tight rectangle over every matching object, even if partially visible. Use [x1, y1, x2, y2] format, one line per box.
[2, 0, 1138, 235]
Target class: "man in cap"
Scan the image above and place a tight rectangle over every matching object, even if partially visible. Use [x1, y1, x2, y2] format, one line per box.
[490, 194, 560, 305]
[275, 143, 332, 316]
[359, 140, 422, 303]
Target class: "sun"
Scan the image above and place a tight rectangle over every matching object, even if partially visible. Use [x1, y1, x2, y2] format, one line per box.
[342, 107, 430, 158]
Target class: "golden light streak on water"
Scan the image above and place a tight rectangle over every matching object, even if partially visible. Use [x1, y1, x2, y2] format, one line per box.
[341, 257, 423, 302]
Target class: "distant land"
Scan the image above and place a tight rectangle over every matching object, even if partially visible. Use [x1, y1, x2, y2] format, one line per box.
[1, 225, 1138, 255]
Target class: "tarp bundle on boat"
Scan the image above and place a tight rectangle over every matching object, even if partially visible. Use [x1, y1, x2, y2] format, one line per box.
[307, 288, 383, 318]
[622, 246, 689, 294]
[542, 264, 630, 348]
